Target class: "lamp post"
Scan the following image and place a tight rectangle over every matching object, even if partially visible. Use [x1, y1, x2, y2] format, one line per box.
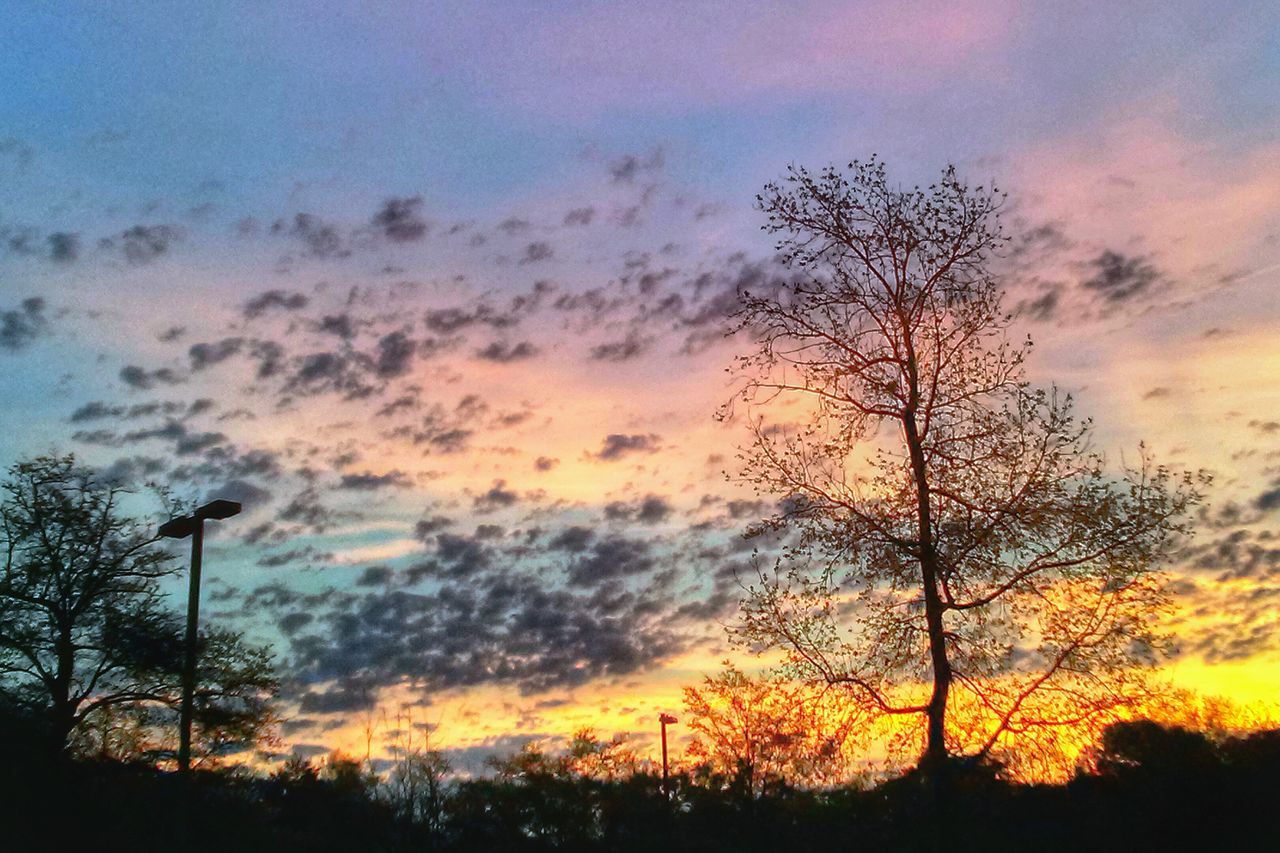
[659, 713, 677, 799]
[158, 499, 241, 774]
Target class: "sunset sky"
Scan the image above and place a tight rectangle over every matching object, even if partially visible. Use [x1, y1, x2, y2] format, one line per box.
[2, 1, 1279, 772]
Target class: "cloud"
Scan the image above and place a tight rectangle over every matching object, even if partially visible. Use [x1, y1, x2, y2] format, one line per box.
[246, 340, 285, 379]
[496, 217, 530, 235]
[473, 479, 519, 513]
[413, 515, 454, 541]
[476, 340, 539, 363]
[519, 241, 554, 264]
[357, 565, 394, 586]
[547, 526, 594, 553]
[589, 330, 649, 362]
[421, 289, 541, 335]
[74, 417, 228, 457]
[372, 196, 429, 242]
[119, 364, 183, 389]
[338, 470, 413, 490]
[47, 232, 79, 263]
[429, 532, 492, 579]
[474, 523, 504, 540]
[188, 337, 244, 370]
[283, 350, 376, 399]
[171, 428, 227, 456]
[102, 224, 183, 264]
[273, 213, 348, 258]
[318, 313, 356, 339]
[98, 454, 168, 486]
[243, 289, 310, 319]
[278, 488, 343, 533]
[181, 445, 282, 481]
[591, 433, 661, 461]
[604, 494, 673, 525]
[563, 206, 595, 226]
[566, 535, 656, 587]
[279, 612, 315, 635]
[297, 679, 378, 714]
[0, 297, 47, 352]
[1255, 485, 1280, 513]
[1184, 528, 1280, 581]
[609, 148, 665, 184]
[258, 547, 333, 569]
[1017, 286, 1061, 323]
[206, 478, 273, 507]
[374, 330, 419, 378]
[284, 571, 687, 697]
[389, 400, 480, 454]
[725, 499, 766, 520]
[1080, 250, 1161, 303]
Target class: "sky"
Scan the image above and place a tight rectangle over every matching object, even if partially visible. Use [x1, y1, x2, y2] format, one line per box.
[2, 1, 1279, 772]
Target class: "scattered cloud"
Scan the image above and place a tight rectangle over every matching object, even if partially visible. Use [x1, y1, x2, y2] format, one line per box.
[591, 433, 661, 461]
[372, 196, 429, 242]
[0, 297, 48, 352]
[244, 289, 309, 319]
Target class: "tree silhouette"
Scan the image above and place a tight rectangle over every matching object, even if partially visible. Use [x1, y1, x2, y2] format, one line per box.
[724, 159, 1203, 774]
[0, 455, 277, 760]
[1089, 719, 1219, 778]
[683, 663, 863, 795]
[380, 712, 452, 838]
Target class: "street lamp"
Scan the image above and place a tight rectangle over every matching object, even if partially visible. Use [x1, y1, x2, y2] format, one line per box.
[158, 499, 241, 774]
[659, 713, 677, 799]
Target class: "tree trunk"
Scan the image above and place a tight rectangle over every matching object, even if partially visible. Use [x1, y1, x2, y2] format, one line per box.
[903, 389, 952, 772]
[48, 623, 77, 756]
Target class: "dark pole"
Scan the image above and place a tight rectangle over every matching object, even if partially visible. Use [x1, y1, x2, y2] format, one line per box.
[160, 499, 238, 776]
[659, 713, 677, 800]
[661, 719, 669, 796]
[178, 517, 204, 775]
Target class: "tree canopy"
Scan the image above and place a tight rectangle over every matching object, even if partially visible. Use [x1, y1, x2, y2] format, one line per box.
[724, 158, 1203, 774]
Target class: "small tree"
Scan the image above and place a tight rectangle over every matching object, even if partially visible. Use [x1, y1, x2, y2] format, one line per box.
[725, 159, 1202, 775]
[385, 748, 452, 834]
[0, 455, 277, 759]
[381, 713, 452, 836]
[683, 663, 863, 795]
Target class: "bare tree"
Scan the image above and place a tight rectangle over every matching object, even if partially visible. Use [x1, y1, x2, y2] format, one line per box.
[724, 159, 1202, 775]
[381, 710, 452, 836]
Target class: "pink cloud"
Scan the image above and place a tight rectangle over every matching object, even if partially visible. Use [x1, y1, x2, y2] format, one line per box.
[1010, 99, 1280, 293]
[439, 0, 1018, 116]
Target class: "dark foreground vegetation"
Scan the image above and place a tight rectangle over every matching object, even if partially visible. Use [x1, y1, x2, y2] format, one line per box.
[5, 710, 1279, 853]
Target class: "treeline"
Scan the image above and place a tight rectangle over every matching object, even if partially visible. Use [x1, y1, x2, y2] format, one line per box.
[4, 709, 1279, 853]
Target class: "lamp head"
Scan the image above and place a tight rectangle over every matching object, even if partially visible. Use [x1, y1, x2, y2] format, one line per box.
[195, 499, 242, 521]
[158, 499, 242, 538]
[158, 515, 198, 539]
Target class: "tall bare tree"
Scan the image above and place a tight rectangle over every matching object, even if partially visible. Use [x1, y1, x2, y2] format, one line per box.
[724, 159, 1202, 774]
